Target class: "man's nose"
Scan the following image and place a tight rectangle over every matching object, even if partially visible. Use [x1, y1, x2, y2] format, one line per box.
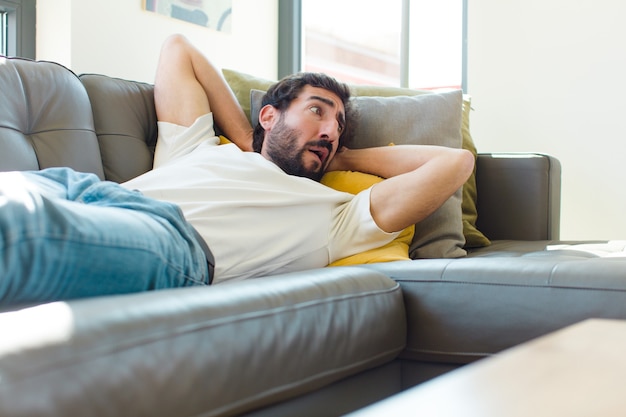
[319, 120, 340, 142]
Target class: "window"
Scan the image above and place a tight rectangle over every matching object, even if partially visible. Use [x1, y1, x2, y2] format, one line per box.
[280, 0, 466, 91]
[0, 0, 35, 59]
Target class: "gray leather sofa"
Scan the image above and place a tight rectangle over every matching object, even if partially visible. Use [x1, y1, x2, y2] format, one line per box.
[2, 56, 626, 417]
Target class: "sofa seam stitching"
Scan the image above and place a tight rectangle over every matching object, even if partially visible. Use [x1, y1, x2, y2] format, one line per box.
[394, 279, 626, 293]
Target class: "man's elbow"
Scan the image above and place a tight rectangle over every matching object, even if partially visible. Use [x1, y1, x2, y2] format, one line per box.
[456, 149, 475, 185]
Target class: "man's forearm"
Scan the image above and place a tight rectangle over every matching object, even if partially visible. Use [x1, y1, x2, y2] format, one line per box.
[328, 145, 460, 179]
[329, 145, 474, 233]
[186, 46, 254, 151]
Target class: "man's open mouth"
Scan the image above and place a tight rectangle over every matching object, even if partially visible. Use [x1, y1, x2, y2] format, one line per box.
[309, 146, 330, 166]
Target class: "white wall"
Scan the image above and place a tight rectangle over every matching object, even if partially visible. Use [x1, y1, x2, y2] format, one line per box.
[36, 0, 278, 83]
[467, 0, 626, 240]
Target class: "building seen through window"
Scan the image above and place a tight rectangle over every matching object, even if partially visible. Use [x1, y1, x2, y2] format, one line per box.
[303, 0, 403, 86]
[302, 0, 463, 91]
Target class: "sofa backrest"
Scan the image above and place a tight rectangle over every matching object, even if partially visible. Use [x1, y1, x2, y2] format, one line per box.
[0, 56, 105, 178]
[79, 74, 157, 183]
[0, 56, 158, 183]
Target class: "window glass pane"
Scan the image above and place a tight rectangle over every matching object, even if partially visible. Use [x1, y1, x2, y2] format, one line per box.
[408, 0, 463, 90]
[302, 0, 403, 86]
[301, 0, 464, 90]
[0, 11, 7, 56]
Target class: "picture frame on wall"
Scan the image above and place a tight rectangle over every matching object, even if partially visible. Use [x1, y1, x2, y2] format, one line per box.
[143, 0, 232, 33]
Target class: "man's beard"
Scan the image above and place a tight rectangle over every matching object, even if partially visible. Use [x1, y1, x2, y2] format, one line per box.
[264, 117, 331, 182]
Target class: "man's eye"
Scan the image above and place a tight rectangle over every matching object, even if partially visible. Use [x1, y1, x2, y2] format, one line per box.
[310, 106, 321, 115]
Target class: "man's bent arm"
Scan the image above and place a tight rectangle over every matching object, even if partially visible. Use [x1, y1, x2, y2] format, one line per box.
[329, 145, 474, 233]
[154, 34, 253, 151]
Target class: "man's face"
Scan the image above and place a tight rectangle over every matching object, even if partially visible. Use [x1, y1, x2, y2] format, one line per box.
[260, 86, 346, 181]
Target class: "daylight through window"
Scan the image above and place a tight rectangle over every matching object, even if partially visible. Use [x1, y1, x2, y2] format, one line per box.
[303, 0, 403, 86]
[0, 11, 7, 56]
[302, 0, 464, 90]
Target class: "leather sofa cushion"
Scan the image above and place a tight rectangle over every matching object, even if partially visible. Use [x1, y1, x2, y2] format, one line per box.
[79, 74, 158, 183]
[0, 268, 405, 417]
[0, 57, 104, 177]
[363, 243, 626, 364]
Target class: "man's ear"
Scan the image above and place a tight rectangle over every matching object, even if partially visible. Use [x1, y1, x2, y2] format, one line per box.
[258, 105, 278, 130]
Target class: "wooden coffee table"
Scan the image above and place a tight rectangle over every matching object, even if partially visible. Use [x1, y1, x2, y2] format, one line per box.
[348, 319, 626, 416]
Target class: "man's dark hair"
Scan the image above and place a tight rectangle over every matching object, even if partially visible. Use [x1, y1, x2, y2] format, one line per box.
[252, 72, 356, 153]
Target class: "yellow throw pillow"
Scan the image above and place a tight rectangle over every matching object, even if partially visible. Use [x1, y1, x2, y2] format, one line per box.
[321, 171, 415, 266]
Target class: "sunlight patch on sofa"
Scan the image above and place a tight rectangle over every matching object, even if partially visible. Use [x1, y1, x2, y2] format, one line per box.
[0, 302, 75, 357]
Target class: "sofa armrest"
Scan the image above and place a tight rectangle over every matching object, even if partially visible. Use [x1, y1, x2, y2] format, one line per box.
[475, 153, 561, 240]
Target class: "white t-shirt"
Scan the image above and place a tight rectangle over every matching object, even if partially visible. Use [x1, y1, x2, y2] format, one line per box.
[123, 113, 397, 284]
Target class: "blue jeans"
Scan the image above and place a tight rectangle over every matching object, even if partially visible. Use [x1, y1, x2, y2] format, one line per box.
[0, 168, 209, 306]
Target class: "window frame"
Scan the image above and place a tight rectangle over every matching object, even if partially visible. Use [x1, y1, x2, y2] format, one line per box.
[277, 0, 301, 79]
[278, 0, 468, 92]
[0, 0, 35, 59]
